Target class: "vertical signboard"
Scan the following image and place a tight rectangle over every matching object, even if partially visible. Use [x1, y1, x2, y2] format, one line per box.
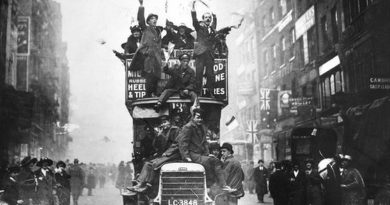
[16, 55, 28, 91]
[126, 59, 147, 100]
[17, 16, 30, 55]
[211, 59, 228, 101]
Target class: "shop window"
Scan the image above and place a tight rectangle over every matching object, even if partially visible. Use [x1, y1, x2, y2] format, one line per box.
[320, 67, 344, 109]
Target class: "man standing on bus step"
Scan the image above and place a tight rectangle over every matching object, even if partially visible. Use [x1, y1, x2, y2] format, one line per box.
[178, 108, 235, 192]
[191, 0, 217, 98]
[129, 0, 163, 98]
[219, 143, 245, 205]
[128, 115, 181, 193]
[254, 159, 269, 203]
[154, 54, 199, 112]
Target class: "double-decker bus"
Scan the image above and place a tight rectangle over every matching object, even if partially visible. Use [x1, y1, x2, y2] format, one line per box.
[121, 49, 229, 205]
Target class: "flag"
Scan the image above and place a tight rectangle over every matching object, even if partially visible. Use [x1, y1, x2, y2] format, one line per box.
[225, 116, 239, 131]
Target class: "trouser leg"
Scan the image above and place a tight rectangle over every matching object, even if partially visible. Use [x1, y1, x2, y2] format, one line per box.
[195, 54, 206, 94]
[158, 89, 177, 104]
[137, 161, 154, 184]
[144, 73, 159, 96]
[204, 52, 215, 94]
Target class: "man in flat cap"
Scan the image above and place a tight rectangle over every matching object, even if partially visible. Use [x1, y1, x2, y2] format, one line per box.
[340, 155, 366, 205]
[154, 53, 198, 112]
[129, 0, 163, 98]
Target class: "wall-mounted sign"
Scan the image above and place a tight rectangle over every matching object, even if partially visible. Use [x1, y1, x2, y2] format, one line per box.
[16, 55, 28, 91]
[295, 6, 315, 39]
[289, 97, 313, 111]
[369, 77, 390, 90]
[17, 16, 30, 55]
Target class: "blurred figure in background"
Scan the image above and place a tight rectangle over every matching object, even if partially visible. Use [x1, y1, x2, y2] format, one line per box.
[269, 162, 290, 205]
[86, 167, 96, 196]
[69, 159, 84, 205]
[340, 155, 366, 205]
[288, 161, 306, 205]
[124, 162, 133, 188]
[254, 160, 268, 203]
[115, 161, 126, 192]
[304, 159, 322, 205]
[246, 161, 255, 194]
[55, 161, 70, 205]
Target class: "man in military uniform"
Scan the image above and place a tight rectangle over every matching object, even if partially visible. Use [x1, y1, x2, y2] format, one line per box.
[129, 115, 181, 193]
[154, 53, 198, 112]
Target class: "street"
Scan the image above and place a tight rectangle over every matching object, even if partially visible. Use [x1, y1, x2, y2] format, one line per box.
[74, 182, 274, 205]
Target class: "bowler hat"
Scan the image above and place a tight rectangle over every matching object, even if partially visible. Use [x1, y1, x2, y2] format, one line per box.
[37, 158, 53, 167]
[56, 161, 66, 168]
[146, 13, 158, 23]
[221, 142, 234, 154]
[179, 53, 190, 61]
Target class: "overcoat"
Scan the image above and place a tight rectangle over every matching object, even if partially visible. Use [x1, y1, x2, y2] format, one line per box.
[178, 120, 209, 161]
[69, 165, 84, 196]
[253, 167, 269, 196]
[129, 6, 162, 78]
[17, 167, 36, 202]
[341, 168, 366, 205]
[222, 155, 245, 198]
[34, 168, 56, 204]
[3, 177, 19, 205]
[164, 64, 197, 92]
[269, 170, 290, 205]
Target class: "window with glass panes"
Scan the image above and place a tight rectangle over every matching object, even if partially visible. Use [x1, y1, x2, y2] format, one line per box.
[320, 68, 344, 109]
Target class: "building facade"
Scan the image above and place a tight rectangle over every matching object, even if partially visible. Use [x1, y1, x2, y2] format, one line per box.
[0, 0, 70, 163]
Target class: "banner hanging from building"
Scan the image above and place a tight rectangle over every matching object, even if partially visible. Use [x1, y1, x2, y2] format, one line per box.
[17, 16, 30, 55]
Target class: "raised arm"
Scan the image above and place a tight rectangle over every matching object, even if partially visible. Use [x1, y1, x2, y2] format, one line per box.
[191, 1, 200, 31]
[137, 0, 146, 30]
[211, 13, 217, 30]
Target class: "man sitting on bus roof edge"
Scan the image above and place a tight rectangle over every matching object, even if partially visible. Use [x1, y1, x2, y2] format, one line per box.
[177, 108, 236, 192]
[128, 115, 181, 193]
[154, 53, 199, 112]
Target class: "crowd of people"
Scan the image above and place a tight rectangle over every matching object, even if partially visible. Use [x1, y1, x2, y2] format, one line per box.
[241, 155, 366, 205]
[0, 157, 119, 205]
[114, 0, 239, 101]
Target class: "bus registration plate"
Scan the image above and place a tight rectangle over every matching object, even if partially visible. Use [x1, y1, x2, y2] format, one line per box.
[167, 199, 198, 205]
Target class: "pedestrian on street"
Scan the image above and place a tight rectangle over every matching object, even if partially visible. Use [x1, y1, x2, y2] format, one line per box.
[34, 158, 56, 205]
[219, 143, 245, 205]
[304, 159, 323, 205]
[246, 161, 255, 194]
[115, 161, 126, 192]
[288, 161, 306, 205]
[124, 162, 133, 188]
[3, 166, 22, 205]
[69, 159, 84, 205]
[98, 174, 106, 189]
[253, 160, 269, 203]
[340, 155, 366, 205]
[86, 168, 96, 196]
[269, 162, 290, 205]
[129, 0, 163, 97]
[55, 161, 71, 205]
[17, 156, 37, 205]
[191, 0, 217, 97]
